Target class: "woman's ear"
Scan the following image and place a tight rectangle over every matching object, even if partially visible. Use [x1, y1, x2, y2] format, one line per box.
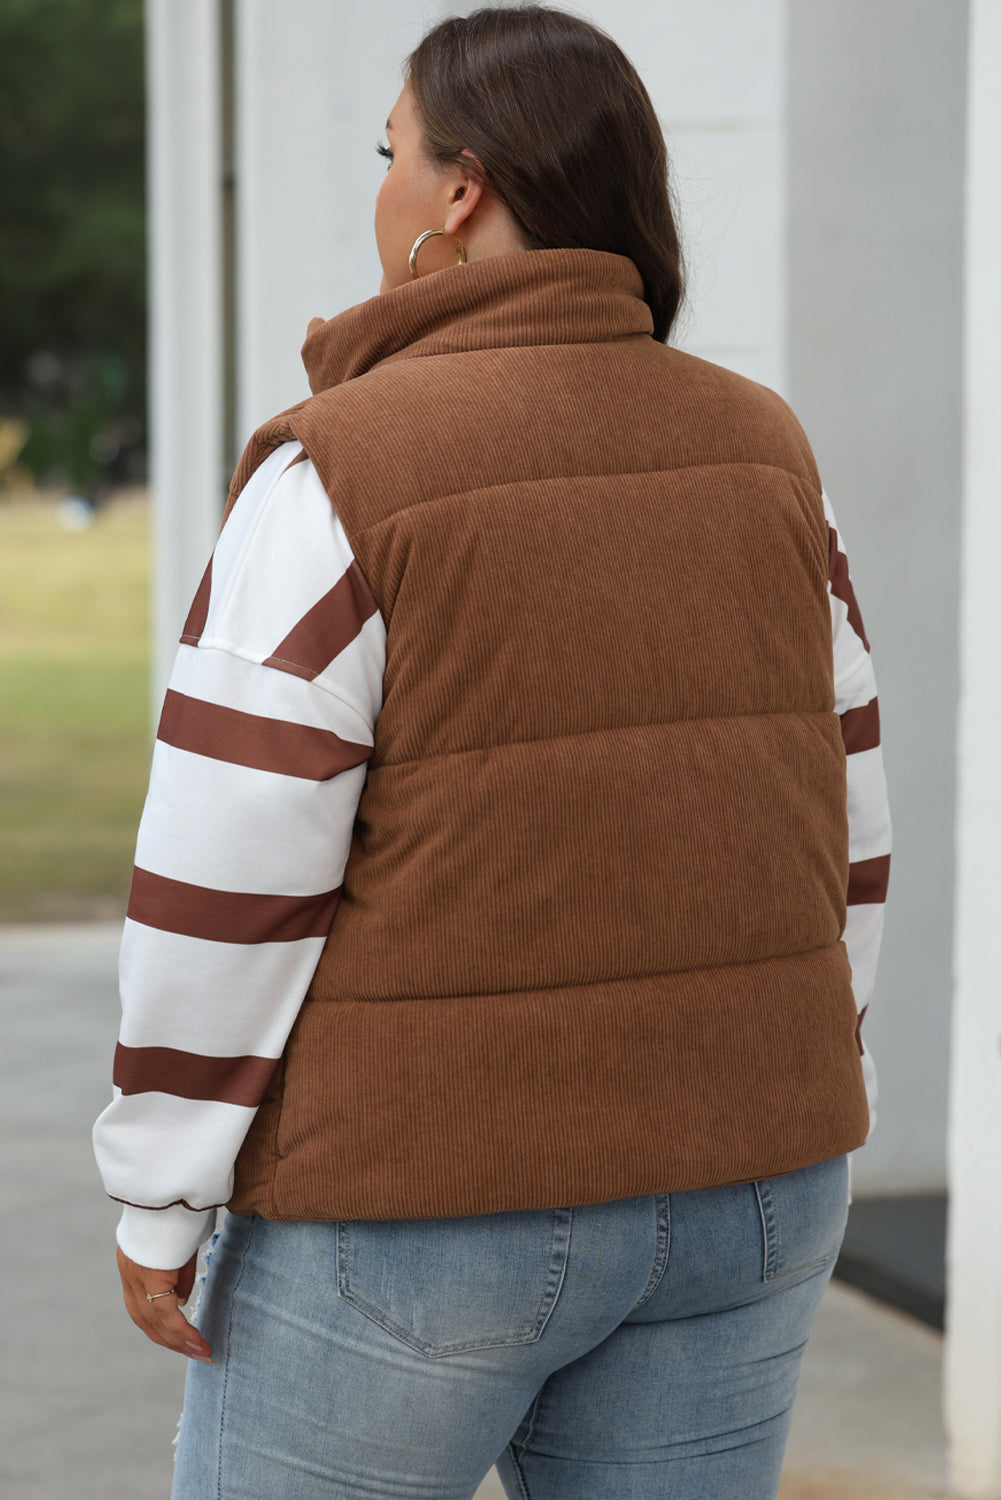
[442, 153, 485, 237]
[443, 177, 483, 237]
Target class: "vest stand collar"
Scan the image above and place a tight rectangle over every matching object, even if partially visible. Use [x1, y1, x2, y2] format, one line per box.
[300, 248, 655, 394]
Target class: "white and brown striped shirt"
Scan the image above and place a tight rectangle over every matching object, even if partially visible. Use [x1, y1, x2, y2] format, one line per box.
[93, 439, 890, 1270]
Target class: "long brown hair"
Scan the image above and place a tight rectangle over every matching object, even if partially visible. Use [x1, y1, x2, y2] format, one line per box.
[407, 5, 684, 342]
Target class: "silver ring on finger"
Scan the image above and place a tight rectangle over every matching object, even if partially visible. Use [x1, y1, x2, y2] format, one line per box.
[146, 1287, 177, 1303]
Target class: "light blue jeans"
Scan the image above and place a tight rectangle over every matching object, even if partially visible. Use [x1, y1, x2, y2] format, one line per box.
[172, 1155, 848, 1499]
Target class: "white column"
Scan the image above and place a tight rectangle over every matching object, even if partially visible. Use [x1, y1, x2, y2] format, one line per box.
[947, 0, 1001, 1494]
[147, 0, 225, 706]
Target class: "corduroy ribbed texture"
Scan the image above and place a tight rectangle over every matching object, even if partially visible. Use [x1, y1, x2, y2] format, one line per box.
[229, 249, 868, 1223]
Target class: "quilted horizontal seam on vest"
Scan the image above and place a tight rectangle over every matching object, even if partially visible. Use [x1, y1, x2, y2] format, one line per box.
[355, 708, 838, 768]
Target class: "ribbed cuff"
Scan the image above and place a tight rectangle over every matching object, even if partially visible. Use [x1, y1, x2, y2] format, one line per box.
[115, 1203, 218, 1270]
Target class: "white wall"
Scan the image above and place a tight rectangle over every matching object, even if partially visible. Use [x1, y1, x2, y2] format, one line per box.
[786, 0, 968, 1194]
[235, 0, 420, 438]
[234, 0, 788, 434]
[587, 0, 787, 390]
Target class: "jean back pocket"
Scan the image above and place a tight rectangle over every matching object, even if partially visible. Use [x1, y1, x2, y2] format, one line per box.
[755, 1154, 850, 1282]
[336, 1207, 573, 1356]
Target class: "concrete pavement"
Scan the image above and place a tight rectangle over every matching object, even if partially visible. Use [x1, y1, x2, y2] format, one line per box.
[0, 922, 949, 1498]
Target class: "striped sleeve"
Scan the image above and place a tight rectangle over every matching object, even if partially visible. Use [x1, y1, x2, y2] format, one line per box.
[824, 491, 891, 1134]
[93, 442, 386, 1270]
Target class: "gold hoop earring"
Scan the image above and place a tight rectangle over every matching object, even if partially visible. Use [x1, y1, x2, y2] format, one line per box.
[409, 229, 467, 280]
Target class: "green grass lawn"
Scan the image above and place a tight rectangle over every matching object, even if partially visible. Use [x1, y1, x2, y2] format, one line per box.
[0, 493, 151, 921]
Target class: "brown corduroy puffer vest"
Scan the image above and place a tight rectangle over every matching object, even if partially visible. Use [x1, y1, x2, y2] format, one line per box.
[228, 249, 869, 1223]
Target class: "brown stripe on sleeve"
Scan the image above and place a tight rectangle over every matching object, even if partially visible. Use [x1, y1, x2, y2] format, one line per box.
[828, 526, 870, 652]
[840, 698, 881, 756]
[114, 1042, 276, 1106]
[157, 690, 371, 781]
[127, 867, 342, 943]
[282, 449, 310, 473]
[180, 560, 213, 645]
[846, 854, 890, 907]
[264, 562, 380, 681]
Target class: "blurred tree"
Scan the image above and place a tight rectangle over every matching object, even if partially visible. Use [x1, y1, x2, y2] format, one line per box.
[0, 0, 145, 489]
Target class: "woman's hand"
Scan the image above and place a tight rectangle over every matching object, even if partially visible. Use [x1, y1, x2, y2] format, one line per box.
[116, 1247, 212, 1361]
